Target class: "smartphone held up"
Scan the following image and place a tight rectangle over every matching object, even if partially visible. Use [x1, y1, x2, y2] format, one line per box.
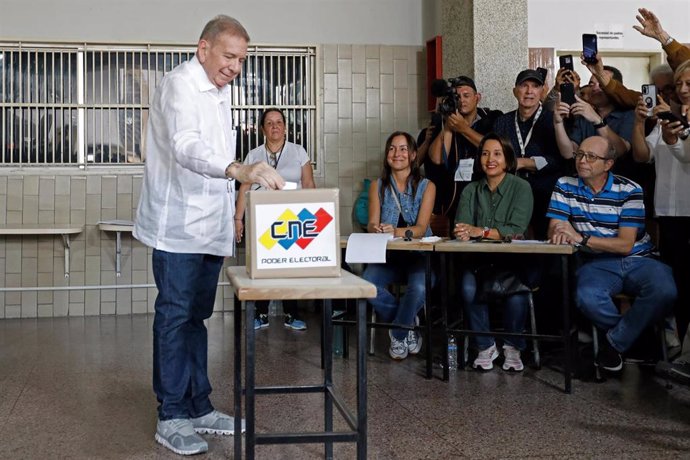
[582, 34, 598, 64]
[641, 84, 657, 116]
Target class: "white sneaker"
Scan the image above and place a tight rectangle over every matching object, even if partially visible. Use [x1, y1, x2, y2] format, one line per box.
[407, 316, 422, 355]
[472, 343, 499, 370]
[155, 419, 208, 456]
[502, 345, 524, 372]
[389, 330, 409, 360]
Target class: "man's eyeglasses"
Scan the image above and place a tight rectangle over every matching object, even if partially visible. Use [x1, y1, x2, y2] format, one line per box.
[574, 151, 608, 163]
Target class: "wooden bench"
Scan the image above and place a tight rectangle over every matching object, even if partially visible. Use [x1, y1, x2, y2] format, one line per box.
[0, 224, 85, 277]
[98, 220, 135, 277]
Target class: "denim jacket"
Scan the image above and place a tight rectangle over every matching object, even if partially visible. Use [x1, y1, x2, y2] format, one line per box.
[378, 177, 432, 237]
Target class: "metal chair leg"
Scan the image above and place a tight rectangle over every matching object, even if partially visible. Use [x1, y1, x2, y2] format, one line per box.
[592, 324, 604, 382]
[528, 291, 540, 369]
[369, 309, 376, 356]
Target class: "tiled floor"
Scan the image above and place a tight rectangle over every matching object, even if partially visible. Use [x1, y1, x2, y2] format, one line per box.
[1, 312, 690, 459]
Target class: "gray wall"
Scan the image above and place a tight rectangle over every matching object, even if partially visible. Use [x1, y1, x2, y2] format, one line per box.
[1, 0, 427, 46]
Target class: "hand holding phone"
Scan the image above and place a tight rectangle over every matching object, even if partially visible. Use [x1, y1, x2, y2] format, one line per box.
[657, 111, 690, 129]
[582, 34, 598, 64]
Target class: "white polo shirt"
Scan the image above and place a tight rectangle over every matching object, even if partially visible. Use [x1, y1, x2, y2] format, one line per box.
[645, 124, 690, 217]
[134, 56, 237, 256]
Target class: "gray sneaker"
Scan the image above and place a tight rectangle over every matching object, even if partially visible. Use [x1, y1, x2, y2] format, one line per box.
[155, 419, 208, 456]
[191, 410, 246, 435]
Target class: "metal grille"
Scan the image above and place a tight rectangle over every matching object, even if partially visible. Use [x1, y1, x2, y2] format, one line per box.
[0, 42, 317, 168]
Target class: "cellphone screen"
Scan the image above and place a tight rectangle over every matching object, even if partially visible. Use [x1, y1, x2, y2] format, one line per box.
[582, 34, 598, 63]
[537, 67, 548, 82]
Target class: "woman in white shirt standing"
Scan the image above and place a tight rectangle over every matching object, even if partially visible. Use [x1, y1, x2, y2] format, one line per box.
[235, 108, 315, 331]
[632, 59, 690, 355]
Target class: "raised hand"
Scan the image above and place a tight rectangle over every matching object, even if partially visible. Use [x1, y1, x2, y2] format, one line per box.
[633, 8, 670, 44]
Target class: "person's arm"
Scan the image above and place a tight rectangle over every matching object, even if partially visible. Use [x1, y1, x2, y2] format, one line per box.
[602, 79, 641, 110]
[631, 97, 652, 163]
[664, 40, 690, 70]
[366, 180, 389, 234]
[397, 181, 436, 238]
[428, 126, 450, 166]
[416, 124, 436, 164]
[553, 93, 577, 159]
[550, 219, 638, 255]
[569, 95, 630, 157]
[300, 162, 315, 189]
[633, 7, 690, 70]
[446, 112, 483, 147]
[234, 182, 252, 242]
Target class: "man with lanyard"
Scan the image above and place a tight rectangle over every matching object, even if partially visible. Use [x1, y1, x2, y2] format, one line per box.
[493, 69, 567, 239]
[427, 76, 501, 233]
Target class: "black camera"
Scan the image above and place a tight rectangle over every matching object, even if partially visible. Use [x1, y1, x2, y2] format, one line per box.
[431, 78, 460, 117]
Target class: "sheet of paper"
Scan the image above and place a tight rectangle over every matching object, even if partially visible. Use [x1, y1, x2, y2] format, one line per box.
[345, 233, 393, 264]
[420, 236, 442, 243]
[510, 239, 547, 244]
[282, 181, 298, 190]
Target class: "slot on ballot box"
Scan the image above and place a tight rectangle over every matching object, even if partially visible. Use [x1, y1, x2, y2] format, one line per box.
[245, 188, 341, 279]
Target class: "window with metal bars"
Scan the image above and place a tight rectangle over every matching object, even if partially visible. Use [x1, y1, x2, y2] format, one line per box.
[0, 43, 317, 168]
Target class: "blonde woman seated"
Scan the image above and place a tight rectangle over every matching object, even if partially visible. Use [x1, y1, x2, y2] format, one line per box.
[363, 131, 436, 360]
[454, 133, 534, 371]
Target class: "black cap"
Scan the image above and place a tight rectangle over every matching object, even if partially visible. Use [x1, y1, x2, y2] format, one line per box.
[515, 69, 544, 86]
[449, 75, 477, 92]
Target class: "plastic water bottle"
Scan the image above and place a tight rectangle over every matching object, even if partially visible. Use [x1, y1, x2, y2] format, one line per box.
[447, 335, 458, 371]
[333, 325, 344, 356]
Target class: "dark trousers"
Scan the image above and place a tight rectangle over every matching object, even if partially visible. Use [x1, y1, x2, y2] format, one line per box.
[658, 216, 690, 339]
[152, 249, 224, 421]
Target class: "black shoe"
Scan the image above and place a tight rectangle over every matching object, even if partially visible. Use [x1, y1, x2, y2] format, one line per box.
[655, 360, 690, 385]
[596, 337, 623, 372]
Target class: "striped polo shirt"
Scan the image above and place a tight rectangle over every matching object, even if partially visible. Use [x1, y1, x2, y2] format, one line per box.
[546, 173, 653, 257]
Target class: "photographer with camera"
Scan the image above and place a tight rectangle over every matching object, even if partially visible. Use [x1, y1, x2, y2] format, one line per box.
[426, 76, 502, 235]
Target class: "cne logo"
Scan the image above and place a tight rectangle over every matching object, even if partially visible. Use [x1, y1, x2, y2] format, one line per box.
[259, 207, 333, 250]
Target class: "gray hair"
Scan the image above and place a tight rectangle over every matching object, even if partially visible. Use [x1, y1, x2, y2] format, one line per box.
[650, 63, 673, 81]
[199, 15, 250, 43]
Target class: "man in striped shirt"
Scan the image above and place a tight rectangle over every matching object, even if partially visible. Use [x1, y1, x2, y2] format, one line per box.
[546, 135, 677, 372]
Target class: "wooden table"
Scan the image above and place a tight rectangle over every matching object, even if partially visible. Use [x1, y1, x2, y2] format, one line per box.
[225, 267, 376, 460]
[434, 240, 577, 392]
[0, 224, 84, 277]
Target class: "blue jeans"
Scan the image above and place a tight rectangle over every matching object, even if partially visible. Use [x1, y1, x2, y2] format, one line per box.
[461, 269, 529, 350]
[363, 252, 432, 341]
[576, 256, 677, 353]
[152, 249, 224, 421]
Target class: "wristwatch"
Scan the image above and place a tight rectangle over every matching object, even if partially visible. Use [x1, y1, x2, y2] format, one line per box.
[592, 118, 607, 130]
[580, 233, 591, 247]
[482, 227, 491, 239]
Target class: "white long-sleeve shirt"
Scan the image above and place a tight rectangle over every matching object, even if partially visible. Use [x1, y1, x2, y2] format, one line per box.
[645, 124, 690, 217]
[134, 56, 237, 256]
